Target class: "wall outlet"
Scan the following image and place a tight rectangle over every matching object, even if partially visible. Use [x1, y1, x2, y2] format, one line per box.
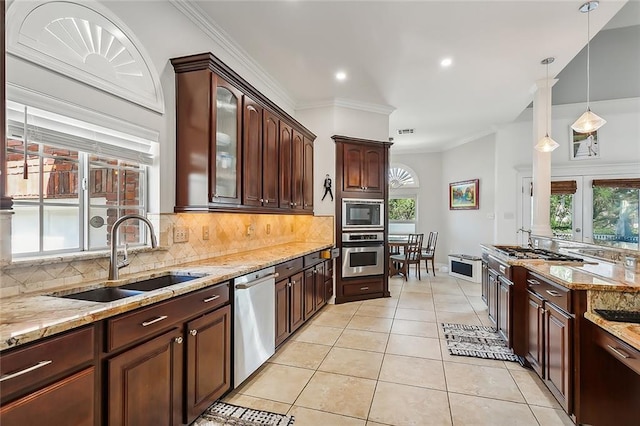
[266, 224, 271, 235]
[174, 226, 189, 243]
[246, 224, 254, 236]
[202, 225, 210, 240]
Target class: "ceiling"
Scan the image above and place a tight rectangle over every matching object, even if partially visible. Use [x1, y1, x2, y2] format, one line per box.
[191, 0, 631, 153]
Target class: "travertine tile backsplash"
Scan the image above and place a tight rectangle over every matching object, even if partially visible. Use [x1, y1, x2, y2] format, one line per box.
[0, 213, 334, 297]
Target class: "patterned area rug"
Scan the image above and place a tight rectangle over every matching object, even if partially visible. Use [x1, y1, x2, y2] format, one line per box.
[441, 323, 519, 362]
[193, 401, 295, 426]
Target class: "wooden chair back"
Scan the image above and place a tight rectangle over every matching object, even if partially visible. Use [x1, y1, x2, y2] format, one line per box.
[406, 233, 424, 261]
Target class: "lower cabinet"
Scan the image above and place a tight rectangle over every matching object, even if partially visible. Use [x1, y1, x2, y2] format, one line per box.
[544, 302, 572, 411]
[497, 276, 512, 345]
[0, 367, 95, 426]
[525, 290, 545, 377]
[481, 261, 488, 304]
[185, 306, 231, 424]
[275, 272, 304, 347]
[108, 327, 184, 426]
[105, 282, 231, 425]
[487, 269, 498, 325]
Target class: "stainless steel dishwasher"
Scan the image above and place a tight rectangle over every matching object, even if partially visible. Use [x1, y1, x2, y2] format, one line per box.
[233, 266, 278, 388]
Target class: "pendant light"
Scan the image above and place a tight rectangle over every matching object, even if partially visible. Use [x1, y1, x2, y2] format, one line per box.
[571, 1, 606, 133]
[535, 57, 559, 152]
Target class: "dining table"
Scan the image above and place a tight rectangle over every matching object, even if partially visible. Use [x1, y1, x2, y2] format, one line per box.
[388, 234, 410, 277]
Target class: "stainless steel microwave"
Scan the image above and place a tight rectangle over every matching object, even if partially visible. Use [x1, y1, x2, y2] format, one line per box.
[342, 198, 384, 230]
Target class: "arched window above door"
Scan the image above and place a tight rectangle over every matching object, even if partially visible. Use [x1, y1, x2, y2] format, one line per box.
[389, 164, 419, 189]
[6, 0, 165, 113]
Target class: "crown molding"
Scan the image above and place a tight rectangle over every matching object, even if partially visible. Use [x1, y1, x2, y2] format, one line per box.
[297, 98, 396, 115]
[170, 0, 296, 111]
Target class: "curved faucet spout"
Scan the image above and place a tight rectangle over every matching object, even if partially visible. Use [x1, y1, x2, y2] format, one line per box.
[108, 214, 158, 280]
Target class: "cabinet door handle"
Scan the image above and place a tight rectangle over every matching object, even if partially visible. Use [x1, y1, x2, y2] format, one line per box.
[606, 345, 630, 359]
[527, 279, 540, 286]
[291, 280, 296, 285]
[288, 282, 292, 288]
[0, 360, 52, 383]
[142, 315, 168, 327]
[546, 290, 562, 297]
[203, 295, 220, 303]
[265, 199, 269, 204]
[190, 329, 198, 336]
[174, 337, 183, 344]
[360, 286, 369, 291]
[290, 202, 294, 206]
[260, 198, 264, 203]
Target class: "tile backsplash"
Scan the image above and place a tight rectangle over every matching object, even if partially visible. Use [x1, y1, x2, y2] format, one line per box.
[0, 213, 334, 297]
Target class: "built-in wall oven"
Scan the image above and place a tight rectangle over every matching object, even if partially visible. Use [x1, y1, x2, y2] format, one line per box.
[342, 199, 384, 230]
[341, 232, 385, 278]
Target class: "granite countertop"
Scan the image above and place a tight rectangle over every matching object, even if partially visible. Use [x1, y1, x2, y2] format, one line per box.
[480, 244, 640, 291]
[585, 312, 640, 351]
[0, 242, 332, 352]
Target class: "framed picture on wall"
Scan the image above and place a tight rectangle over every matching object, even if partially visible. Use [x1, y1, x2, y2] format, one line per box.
[449, 179, 479, 210]
[570, 128, 600, 160]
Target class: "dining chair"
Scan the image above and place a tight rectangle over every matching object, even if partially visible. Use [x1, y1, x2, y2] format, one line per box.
[389, 233, 423, 281]
[422, 231, 438, 276]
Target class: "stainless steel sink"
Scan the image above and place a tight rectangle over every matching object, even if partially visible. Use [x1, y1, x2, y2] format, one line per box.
[59, 287, 146, 303]
[119, 274, 198, 291]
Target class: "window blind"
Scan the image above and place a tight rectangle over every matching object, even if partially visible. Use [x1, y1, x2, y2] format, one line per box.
[551, 180, 577, 195]
[592, 178, 640, 189]
[6, 101, 154, 165]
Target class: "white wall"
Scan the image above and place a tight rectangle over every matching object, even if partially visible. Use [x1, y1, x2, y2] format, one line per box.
[440, 134, 496, 258]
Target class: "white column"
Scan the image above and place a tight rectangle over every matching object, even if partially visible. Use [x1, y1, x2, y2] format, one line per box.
[531, 78, 557, 237]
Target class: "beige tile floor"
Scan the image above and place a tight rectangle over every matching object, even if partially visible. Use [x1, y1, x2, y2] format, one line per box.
[225, 270, 575, 426]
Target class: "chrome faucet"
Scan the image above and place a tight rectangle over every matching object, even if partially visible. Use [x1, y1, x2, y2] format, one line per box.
[109, 214, 158, 280]
[517, 227, 533, 248]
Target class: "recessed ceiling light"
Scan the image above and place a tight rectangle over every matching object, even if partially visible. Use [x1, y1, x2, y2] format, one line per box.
[440, 58, 453, 68]
[335, 71, 347, 81]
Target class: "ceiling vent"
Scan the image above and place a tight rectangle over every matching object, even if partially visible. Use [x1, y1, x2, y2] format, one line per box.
[397, 129, 414, 135]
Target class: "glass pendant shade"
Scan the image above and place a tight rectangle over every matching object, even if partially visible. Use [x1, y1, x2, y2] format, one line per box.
[571, 108, 607, 133]
[535, 134, 559, 152]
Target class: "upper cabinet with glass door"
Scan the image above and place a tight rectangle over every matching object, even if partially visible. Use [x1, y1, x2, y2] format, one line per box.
[213, 79, 242, 204]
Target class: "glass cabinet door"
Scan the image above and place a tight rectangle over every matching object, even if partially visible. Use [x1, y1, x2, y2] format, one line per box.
[214, 83, 240, 201]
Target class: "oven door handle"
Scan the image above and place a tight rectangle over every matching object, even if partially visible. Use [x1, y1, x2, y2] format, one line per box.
[342, 241, 385, 247]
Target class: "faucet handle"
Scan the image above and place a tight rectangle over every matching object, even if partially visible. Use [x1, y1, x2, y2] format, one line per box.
[117, 243, 130, 269]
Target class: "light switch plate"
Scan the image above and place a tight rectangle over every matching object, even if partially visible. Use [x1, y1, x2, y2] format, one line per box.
[174, 226, 189, 243]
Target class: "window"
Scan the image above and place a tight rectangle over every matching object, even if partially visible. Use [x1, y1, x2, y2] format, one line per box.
[388, 196, 417, 234]
[550, 180, 577, 240]
[591, 179, 639, 250]
[6, 102, 152, 257]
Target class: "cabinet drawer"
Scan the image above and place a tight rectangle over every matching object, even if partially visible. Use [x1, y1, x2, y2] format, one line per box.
[0, 326, 95, 400]
[107, 282, 230, 352]
[275, 258, 304, 279]
[304, 251, 323, 267]
[594, 326, 640, 375]
[488, 255, 511, 279]
[527, 272, 571, 313]
[343, 281, 383, 296]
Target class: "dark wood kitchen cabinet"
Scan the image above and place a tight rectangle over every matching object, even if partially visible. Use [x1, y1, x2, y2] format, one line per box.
[487, 269, 499, 325]
[0, 326, 97, 425]
[545, 301, 572, 411]
[526, 289, 545, 377]
[108, 327, 184, 426]
[481, 260, 489, 303]
[171, 52, 316, 214]
[497, 275, 513, 345]
[185, 305, 231, 424]
[173, 67, 242, 209]
[275, 271, 304, 347]
[340, 143, 384, 196]
[105, 282, 231, 425]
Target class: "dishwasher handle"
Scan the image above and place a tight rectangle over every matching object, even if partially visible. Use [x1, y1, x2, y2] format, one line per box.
[235, 272, 279, 289]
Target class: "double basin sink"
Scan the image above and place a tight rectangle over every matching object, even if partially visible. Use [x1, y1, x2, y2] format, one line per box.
[57, 274, 199, 303]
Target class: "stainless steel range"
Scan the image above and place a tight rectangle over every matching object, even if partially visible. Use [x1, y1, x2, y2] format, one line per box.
[493, 246, 584, 262]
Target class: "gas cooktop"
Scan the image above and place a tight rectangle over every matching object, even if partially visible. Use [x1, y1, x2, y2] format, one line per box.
[493, 246, 584, 262]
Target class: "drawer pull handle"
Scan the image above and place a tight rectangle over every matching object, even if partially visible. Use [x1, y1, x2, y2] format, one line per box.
[286, 266, 295, 270]
[0, 360, 52, 383]
[546, 290, 562, 297]
[142, 315, 168, 327]
[607, 345, 630, 359]
[190, 329, 198, 336]
[499, 265, 506, 274]
[174, 337, 183, 344]
[527, 279, 540, 286]
[203, 295, 221, 303]
[360, 286, 369, 291]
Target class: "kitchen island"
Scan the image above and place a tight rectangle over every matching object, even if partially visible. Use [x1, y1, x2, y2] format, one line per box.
[480, 243, 639, 426]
